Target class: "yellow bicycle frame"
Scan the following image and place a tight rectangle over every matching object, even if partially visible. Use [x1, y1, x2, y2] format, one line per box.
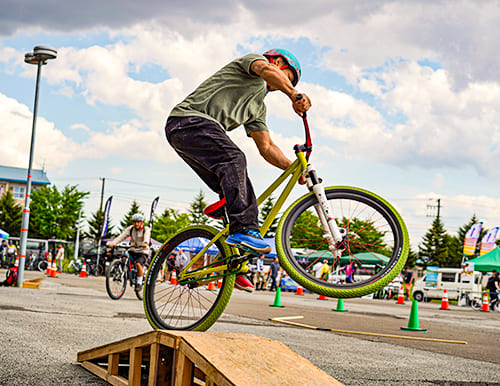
[177, 152, 308, 284]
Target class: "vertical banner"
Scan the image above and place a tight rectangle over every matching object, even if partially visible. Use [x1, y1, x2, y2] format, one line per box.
[463, 222, 483, 256]
[101, 195, 113, 239]
[149, 196, 160, 231]
[479, 226, 499, 256]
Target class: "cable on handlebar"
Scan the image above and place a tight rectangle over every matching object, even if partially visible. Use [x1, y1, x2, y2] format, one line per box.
[295, 94, 312, 161]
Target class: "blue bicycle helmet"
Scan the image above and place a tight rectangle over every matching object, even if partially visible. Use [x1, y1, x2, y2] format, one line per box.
[263, 48, 301, 86]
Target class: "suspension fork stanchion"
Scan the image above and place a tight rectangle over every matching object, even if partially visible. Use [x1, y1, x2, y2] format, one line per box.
[301, 157, 344, 246]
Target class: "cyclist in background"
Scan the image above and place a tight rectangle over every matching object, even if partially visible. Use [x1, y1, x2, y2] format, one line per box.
[109, 214, 150, 292]
[165, 49, 311, 291]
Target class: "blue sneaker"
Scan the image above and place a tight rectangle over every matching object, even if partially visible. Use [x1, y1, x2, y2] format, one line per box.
[225, 229, 271, 254]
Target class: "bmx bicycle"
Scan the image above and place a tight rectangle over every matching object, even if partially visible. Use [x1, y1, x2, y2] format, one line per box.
[144, 99, 410, 331]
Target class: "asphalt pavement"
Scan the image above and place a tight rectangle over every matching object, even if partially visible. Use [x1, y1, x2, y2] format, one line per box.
[0, 270, 499, 385]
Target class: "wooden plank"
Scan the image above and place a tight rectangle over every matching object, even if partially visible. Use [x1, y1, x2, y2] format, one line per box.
[78, 331, 158, 362]
[177, 332, 342, 386]
[148, 343, 160, 386]
[22, 281, 41, 289]
[129, 347, 143, 386]
[108, 353, 120, 376]
[81, 361, 128, 386]
[174, 351, 193, 386]
[157, 330, 183, 350]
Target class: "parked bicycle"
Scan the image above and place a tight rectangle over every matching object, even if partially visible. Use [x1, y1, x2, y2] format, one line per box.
[105, 249, 150, 301]
[458, 291, 482, 311]
[64, 259, 82, 275]
[144, 107, 410, 331]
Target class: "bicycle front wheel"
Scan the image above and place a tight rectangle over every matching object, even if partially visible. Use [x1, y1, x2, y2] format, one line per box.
[106, 260, 127, 300]
[144, 225, 235, 331]
[277, 186, 409, 298]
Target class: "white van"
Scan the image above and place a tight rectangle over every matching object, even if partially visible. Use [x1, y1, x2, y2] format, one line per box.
[412, 267, 483, 302]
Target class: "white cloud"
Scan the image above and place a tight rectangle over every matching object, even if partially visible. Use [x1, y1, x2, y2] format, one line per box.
[0, 92, 81, 170]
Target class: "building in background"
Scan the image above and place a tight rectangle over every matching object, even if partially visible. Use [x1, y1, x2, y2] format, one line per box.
[0, 165, 51, 204]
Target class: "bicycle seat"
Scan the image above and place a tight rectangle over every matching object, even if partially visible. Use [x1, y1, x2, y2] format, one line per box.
[204, 198, 226, 219]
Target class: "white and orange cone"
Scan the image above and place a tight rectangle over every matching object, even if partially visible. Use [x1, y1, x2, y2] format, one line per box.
[50, 260, 58, 278]
[46, 258, 52, 276]
[439, 289, 449, 310]
[170, 269, 177, 285]
[480, 292, 490, 312]
[80, 261, 87, 278]
[396, 285, 405, 304]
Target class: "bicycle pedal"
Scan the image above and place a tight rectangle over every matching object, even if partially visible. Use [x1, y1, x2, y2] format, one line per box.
[232, 243, 262, 257]
[229, 253, 253, 268]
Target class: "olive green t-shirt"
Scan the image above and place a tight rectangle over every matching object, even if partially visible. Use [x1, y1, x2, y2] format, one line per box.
[169, 53, 269, 136]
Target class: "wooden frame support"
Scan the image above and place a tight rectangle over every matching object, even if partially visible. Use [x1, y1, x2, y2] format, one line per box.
[77, 330, 342, 385]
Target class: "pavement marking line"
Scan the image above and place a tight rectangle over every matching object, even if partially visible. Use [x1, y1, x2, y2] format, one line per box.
[270, 316, 468, 345]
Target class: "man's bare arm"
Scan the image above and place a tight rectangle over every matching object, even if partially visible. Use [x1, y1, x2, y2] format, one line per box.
[250, 130, 306, 184]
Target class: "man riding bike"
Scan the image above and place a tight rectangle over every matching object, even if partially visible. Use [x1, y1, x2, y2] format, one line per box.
[109, 214, 150, 292]
[165, 48, 311, 291]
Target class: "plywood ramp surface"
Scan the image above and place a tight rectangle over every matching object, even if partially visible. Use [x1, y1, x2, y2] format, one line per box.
[77, 330, 342, 386]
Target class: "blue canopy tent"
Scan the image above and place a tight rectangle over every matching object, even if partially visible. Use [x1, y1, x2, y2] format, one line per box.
[176, 237, 219, 255]
[0, 229, 9, 240]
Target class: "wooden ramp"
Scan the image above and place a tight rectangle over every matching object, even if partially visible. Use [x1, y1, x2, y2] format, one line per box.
[77, 330, 342, 386]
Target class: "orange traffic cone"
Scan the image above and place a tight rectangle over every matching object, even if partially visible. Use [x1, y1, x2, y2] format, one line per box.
[50, 260, 58, 278]
[295, 284, 304, 296]
[439, 289, 449, 310]
[14, 256, 19, 267]
[170, 269, 177, 285]
[80, 261, 87, 278]
[46, 258, 52, 275]
[217, 279, 222, 289]
[396, 285, 405, 304]
[480, 292, 490, 312]
[207, 281, 216, 291]
[317, 294, 327, 300]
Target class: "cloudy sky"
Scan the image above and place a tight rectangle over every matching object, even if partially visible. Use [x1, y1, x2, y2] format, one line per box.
[1, 0, 500, 248]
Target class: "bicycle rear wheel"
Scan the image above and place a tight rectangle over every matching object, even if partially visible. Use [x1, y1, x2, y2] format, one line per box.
[144, 225, 235, 331]
[106, 260, 127, 300]
[277, 186, 409, 298]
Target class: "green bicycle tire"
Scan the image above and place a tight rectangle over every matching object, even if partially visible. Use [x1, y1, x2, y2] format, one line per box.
[143, 225, 235, 331]
[276, 186, 409, 298]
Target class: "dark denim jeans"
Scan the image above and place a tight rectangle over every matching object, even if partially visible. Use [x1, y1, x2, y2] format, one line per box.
[165, 116, 259, 234]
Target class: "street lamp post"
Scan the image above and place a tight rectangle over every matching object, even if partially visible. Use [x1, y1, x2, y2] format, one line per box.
[17, 45, 57, 287]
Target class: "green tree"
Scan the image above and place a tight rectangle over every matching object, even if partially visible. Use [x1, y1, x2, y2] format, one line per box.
[0, 190, 22, 236]
[120, 200, 143, 231]
[189, 190, 208, 225]
[290, 212, 387, 255]
[418, 217, 449, 267]
[152, 208, 190, 243]
[84, 208, 116, 244]
[30, 185, 88, 240]
[259, 195, 279, 238]
[405, 248, 418, 268]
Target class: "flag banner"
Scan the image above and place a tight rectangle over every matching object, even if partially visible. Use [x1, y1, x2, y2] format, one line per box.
[101, 196, 113, 238]
[480, 226, 499, 256]
[149, 196, 160, 230]
[463, 222, 483, 256]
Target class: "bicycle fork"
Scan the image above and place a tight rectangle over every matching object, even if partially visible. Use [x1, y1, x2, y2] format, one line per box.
[304, 163, 346, 256]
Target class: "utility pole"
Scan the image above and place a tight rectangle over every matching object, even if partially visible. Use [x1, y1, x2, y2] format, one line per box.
[426, 198, 442, 219]
[99, 177, 106, 211]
